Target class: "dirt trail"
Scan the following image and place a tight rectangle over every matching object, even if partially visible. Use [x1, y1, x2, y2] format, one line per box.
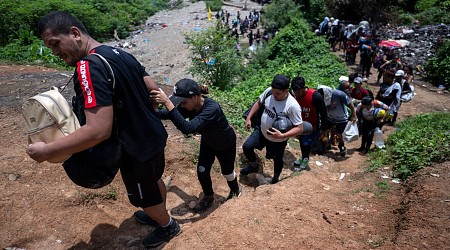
[1, 1, 450, 249]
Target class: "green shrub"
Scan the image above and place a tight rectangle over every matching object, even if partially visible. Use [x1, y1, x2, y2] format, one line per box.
[399, 13, 414, 25]
[424, 39, 450, 89]
[261, 0, 301, 30]
[414, 0, 450, 25]
[0, 0, 168, 65]
[368, 112, 450, 180]
[185, 22, 242, 90]
[205, 0, 222, 12]
[415, 0, 439, 11]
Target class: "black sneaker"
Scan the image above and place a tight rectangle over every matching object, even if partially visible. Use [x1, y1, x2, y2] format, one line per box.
[134, 211, 159, 227]
[226, 186, 242, 200]
[270, 177, 279, 184]
[143, 218, 181, 248]
[339, 146, 347, 157]
[355, 146, 365, 152]
[240, 165, 259, 175]
[193, 195, 214, 213]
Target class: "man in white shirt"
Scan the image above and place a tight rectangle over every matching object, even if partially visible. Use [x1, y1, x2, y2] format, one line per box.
[241, 74, 304, 184]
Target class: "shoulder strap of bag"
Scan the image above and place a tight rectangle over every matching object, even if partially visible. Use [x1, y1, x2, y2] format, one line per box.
[89, 53, 120, 139]
[59, 53, 116, 93]
[90, 53, 115, 89]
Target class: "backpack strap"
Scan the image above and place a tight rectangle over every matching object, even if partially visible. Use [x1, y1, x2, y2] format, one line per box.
[90, 53, 115, 89]
[88, 53, 120, 139]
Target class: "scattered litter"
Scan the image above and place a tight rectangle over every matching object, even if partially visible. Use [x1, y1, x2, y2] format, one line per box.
[430, 173, 440, 177]
[322, 183, 330, 190]
[192, 27, 203, 31]
[339, 173, 346, 181]
[381, 174, 390, 179]
[163, 77, 171, 83]
[437, 85, 445, 94]
[315, 161, 323, 166]
[8, 174, 18, 181]
[392, 178, 401, 184]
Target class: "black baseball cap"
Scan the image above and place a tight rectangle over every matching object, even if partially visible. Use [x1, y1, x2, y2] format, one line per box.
[169, 79, 201, 106]
[271, 74, 290, 90]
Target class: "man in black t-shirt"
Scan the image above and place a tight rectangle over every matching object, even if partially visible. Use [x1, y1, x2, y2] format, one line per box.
[27, 11, 180, 248]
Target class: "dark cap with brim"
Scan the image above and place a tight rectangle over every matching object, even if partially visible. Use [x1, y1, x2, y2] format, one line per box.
[271, 74, 290, 90]
[169, 78, 201, 106]
[169, 95, 187, 106]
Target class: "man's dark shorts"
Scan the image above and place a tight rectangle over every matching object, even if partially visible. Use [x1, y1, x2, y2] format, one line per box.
[244, 128, 288, 159]
[120, 150, 165, 208]
[333, 121, 348, 135]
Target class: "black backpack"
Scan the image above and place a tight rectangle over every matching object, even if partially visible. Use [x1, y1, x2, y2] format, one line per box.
[242, 90, 272, 128]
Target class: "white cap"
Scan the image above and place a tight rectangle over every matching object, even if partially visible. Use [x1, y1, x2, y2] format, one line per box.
[354, 77, 363, 84]
[395, 70, 405, 77]
[339, 76, 349, 81]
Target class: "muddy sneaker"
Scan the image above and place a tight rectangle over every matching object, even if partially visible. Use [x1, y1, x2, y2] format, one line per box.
[134, 211, 159, 227]
[143, 218, 181, 249]
[293, 158, 310, 172]
[193, 195, 214, 213]
[226, 186, 242, 200]
[240, 164, 259, 175]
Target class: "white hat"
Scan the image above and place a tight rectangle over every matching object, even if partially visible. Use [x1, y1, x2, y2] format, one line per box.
[354, 77, 363, 84]
[395, 70, 405, 77]
[339, 76, 349, 82]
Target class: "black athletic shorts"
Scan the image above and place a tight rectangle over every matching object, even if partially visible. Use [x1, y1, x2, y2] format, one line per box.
[120, 150, 165, 208]
[332, 121, 348, 135]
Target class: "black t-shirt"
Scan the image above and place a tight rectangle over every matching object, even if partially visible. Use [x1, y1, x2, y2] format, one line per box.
[72, 45, 167, 162]
[159, 97, 235, 151]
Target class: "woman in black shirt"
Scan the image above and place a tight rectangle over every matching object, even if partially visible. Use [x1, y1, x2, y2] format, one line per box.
[151, 79, 240, 213]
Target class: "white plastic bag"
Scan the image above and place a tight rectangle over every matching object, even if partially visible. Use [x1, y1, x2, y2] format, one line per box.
[342, 121, 359, 143]
[373, 127, 385, 148]
[400, 85, 415, 103]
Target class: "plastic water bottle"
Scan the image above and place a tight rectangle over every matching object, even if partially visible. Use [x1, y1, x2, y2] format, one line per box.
[373, 127, 385, 148]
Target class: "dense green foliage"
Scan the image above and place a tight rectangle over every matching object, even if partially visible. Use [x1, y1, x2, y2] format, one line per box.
[0, 0, 168, 67]
[0, 0, 167, 46]
[293, 0, 328, 25]
[262, 0, 301, 30]
[185, 23, 243, 90]
[414, 1, 450, 25]
[204, 0, 223, 11]
[209, 18, 347, 131]
[424, 39, 450, 88]
[368, 112, 450, 180]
